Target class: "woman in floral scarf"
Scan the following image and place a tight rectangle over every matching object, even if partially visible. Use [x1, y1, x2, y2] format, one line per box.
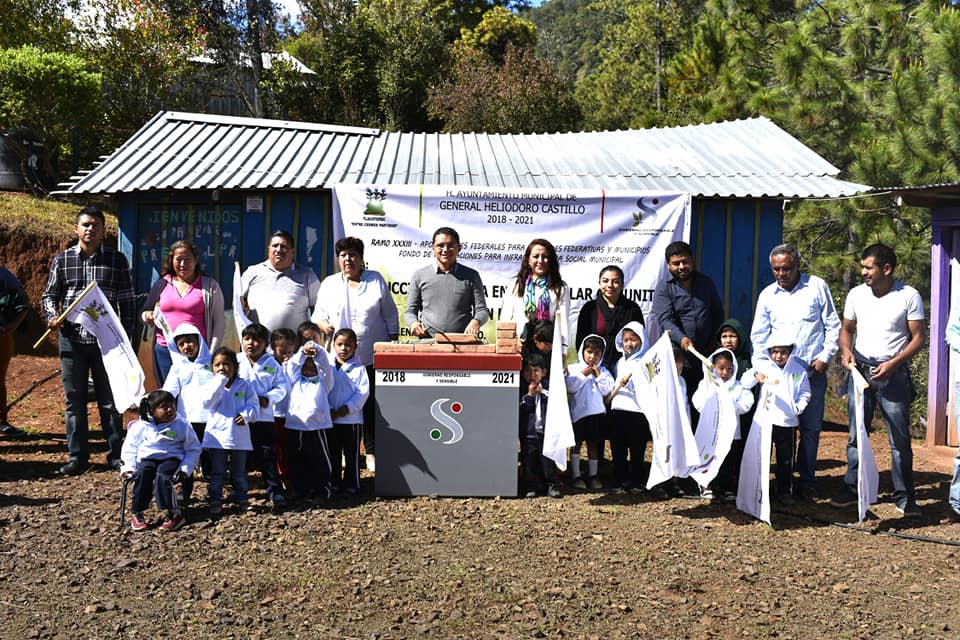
[499, 239, 570, 353]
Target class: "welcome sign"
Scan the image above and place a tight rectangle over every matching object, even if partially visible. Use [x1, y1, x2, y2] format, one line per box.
[332, 184, 690, 344]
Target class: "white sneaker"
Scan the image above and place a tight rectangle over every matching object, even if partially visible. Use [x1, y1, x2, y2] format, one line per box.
[365, 454, 376, 473]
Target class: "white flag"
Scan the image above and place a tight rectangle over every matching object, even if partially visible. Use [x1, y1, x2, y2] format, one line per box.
[338, 276, 352, 331]
[639, 334, 699, 489]
[543, 310, 574, 471]
[737, 387, 773, 524]
[327, 276, 353, 352]
[685, 382, 738, 488]
[65, 283, 145, 410]
[232, 262, 252, 338]
[152, 306, 187, 369]
[848, 366, 878, 522]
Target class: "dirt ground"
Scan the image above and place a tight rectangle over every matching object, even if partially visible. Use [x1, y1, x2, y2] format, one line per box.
[2, 354, 960, 640]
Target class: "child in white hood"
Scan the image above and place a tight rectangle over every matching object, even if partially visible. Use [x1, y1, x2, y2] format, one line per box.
[691, 348, 755, 499]
[742, 331, 811, 505]
[565, 334, 615, 490]
[163, 323, 214, 477]
[608, 321, 650, 493]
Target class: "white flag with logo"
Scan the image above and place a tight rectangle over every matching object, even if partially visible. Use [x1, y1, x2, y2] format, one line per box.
[638, 334, 699, 489]
[65, 283, 144, 410]
[737, 387, 773, 524]
[848, 366, 878, 522]
[152, 306, 187, 369]
[685, 382, 737, 488]
[232, 262, 252, 338]
[543, 310, 574, 471]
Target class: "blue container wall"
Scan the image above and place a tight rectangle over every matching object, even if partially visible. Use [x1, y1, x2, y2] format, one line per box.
[118, 191, 334, 307]
[691, 198, 781, 327]
[118, 191, 781, 325]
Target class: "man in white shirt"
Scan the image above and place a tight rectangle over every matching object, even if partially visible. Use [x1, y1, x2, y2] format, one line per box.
[831, 244, 925, 517]
[750, 244, 840, 500]
[241, 230, 320, 332]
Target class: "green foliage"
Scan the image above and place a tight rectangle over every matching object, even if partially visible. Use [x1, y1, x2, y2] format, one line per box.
[0, 0, 77, 50]
[359, 0, 449, 130]
[77, 0, 206, 150]
[0, 46, 101, 183]
[575, 0, 702, 130]
[525, 0, 611, 82]
[427, 43, 582, 133]
[457, 5, 537, 63]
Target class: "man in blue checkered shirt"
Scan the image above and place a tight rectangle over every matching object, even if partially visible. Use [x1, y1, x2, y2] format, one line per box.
[42, 206, 135, 476]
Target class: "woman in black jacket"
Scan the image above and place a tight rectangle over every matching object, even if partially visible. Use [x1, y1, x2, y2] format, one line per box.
[575, 265, 645, 372]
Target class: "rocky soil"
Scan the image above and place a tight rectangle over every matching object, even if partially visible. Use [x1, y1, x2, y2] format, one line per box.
[2, 354, 960, 639]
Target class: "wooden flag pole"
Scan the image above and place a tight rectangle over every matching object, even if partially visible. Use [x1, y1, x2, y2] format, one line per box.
[846, 361, 870, 390]
[687, 344, 715, 370]
[32, 281, 97, 350]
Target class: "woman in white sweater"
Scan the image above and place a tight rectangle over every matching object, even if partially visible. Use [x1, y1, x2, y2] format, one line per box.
[311, 236, 398, 471]
[499, 239, 570, 351]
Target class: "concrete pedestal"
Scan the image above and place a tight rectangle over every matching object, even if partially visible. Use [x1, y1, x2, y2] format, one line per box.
[373, 352, 521, 497]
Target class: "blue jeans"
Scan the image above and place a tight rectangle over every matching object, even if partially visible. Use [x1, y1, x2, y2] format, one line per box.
[949, 383, 960, 515]
[796, 371, 827, 490]
[844, 363, 915, 504]
[207, 448, 249, 505]
[152, 340, 173, 386]
[59, 336, 123, 464]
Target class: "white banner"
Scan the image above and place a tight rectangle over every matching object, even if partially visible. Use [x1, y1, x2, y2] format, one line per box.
[638, 334, 699, 489]
[65, 283, 145, 410]
[849, 366, 878, 522]
[737, 387, 773, 524]
[332, 185, 690, 345]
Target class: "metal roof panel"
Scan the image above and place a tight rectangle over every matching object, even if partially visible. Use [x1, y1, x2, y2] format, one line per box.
[53, 112, 869, 198]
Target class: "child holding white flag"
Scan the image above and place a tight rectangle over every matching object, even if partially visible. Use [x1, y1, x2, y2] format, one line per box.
[565, 334, 615, 490]
[690, 349, 754, 499]
[608, 321, 650, 494]
[742, 332, 810, 506]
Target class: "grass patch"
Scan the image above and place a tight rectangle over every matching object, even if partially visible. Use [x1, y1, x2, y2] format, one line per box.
[0, 192, 117, 237]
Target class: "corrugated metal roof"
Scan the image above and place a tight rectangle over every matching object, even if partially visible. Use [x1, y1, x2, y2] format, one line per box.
[54, 111, 870, 198]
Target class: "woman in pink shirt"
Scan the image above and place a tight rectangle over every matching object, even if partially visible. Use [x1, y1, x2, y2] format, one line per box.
[141, 240, 225, 384]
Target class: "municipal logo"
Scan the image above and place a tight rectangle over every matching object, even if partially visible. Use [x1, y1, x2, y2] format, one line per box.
[632, 197, 659, 227]
[364, 187, 387, 216]
[429, 398, 464, 444]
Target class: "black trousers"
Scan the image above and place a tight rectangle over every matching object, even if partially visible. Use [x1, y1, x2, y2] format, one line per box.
[609, 409, 651, 488]
[520, 433, 556, 492]
[286, 429, 332, 499]
[131, 457, 180, 514]
[328, 423, 361, 492]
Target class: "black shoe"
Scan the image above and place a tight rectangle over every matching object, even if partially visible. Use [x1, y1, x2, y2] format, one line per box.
[830, 486, 857, 508]
[107, 458, 123, 471]
[939, 509, 960, 525]
[777, 493, 796, 507]
[795, 486, 819, 503]
[58, 460, 86, 476]
[546, 484, 562, 499]
[0, 422, 24, 436]
[896, 499, 922, 518]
